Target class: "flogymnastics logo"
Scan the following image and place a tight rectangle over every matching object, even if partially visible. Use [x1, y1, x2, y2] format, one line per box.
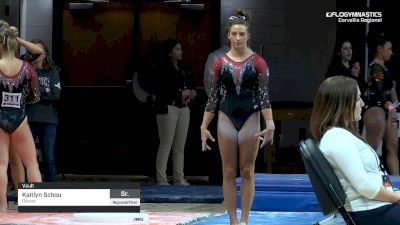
[325, 11, 382, 23]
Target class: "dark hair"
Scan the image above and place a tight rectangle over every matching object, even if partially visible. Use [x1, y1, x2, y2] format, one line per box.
[326, 39, 353, 71]
[30, 39, 57, 70]
[332, 39, 351, 59]
[161, 38, 180, 60]
[310, 76, 361, 141]
[335, 38, 352, 56]
[367, 31, 391, 57]
[227, 9, 250, 31]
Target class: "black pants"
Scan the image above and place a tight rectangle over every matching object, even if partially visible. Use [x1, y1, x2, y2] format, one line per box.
[350, 204, 400, 225]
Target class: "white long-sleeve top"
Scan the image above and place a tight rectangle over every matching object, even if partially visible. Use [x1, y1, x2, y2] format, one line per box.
[319, 127, 391, 212]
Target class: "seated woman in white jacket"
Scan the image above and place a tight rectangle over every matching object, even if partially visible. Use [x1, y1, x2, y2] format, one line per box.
[309, 75, 400, 225]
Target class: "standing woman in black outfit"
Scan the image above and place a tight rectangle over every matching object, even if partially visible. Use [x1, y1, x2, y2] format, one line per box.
[154, 38, 196, 186]
[326, 39, 367, 94]
[26, 39, 61, 182]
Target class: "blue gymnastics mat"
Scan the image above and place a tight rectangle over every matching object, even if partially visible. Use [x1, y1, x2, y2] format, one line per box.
[236, 173, 400, 211]
[140, 185, 223, 203]
[193, 211, 347, 225]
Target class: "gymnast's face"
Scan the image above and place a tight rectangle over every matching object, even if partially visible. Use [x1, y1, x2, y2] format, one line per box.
[354, 86, 364, 121]
[378, 41, 393, 62]
[228, 24, 249, 50]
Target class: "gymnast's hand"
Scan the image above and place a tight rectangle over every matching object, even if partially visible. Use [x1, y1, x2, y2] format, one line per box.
[255, 120, 275, 148]
[201, 126, 215, 151]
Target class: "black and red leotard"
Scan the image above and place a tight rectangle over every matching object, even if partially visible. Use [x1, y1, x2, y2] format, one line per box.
[365, 63, 394, 110]
[0, 61, 40, 133]
[205, 53, 271, 130]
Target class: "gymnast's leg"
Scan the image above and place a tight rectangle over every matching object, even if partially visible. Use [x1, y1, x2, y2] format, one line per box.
[217, 111, 239, 225]
[10, 118, 41, 183]
[238, 112, 260, 224]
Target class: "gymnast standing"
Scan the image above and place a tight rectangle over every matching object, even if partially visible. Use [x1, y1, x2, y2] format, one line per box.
[200, 9, 274, 225]
[363, 32, 399, 175]
[0, 20, 42, 211]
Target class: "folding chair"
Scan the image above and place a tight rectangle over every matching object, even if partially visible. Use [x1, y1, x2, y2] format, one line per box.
[299, 138, 358, 225]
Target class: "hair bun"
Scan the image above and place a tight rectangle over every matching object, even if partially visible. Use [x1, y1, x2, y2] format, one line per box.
[5, 26, 18, 38]
[232, 8, 250, 22]
[233, 9, 247, 17]
[228, 8, 250, 27]
[367, 30, 390, 49]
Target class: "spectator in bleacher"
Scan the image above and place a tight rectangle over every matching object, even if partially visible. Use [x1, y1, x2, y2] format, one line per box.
[200, 9, 274, 225]
[310, 75, 400, 225]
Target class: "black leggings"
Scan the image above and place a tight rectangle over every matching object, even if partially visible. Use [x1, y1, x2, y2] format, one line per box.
[349, 204, 400, 225]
